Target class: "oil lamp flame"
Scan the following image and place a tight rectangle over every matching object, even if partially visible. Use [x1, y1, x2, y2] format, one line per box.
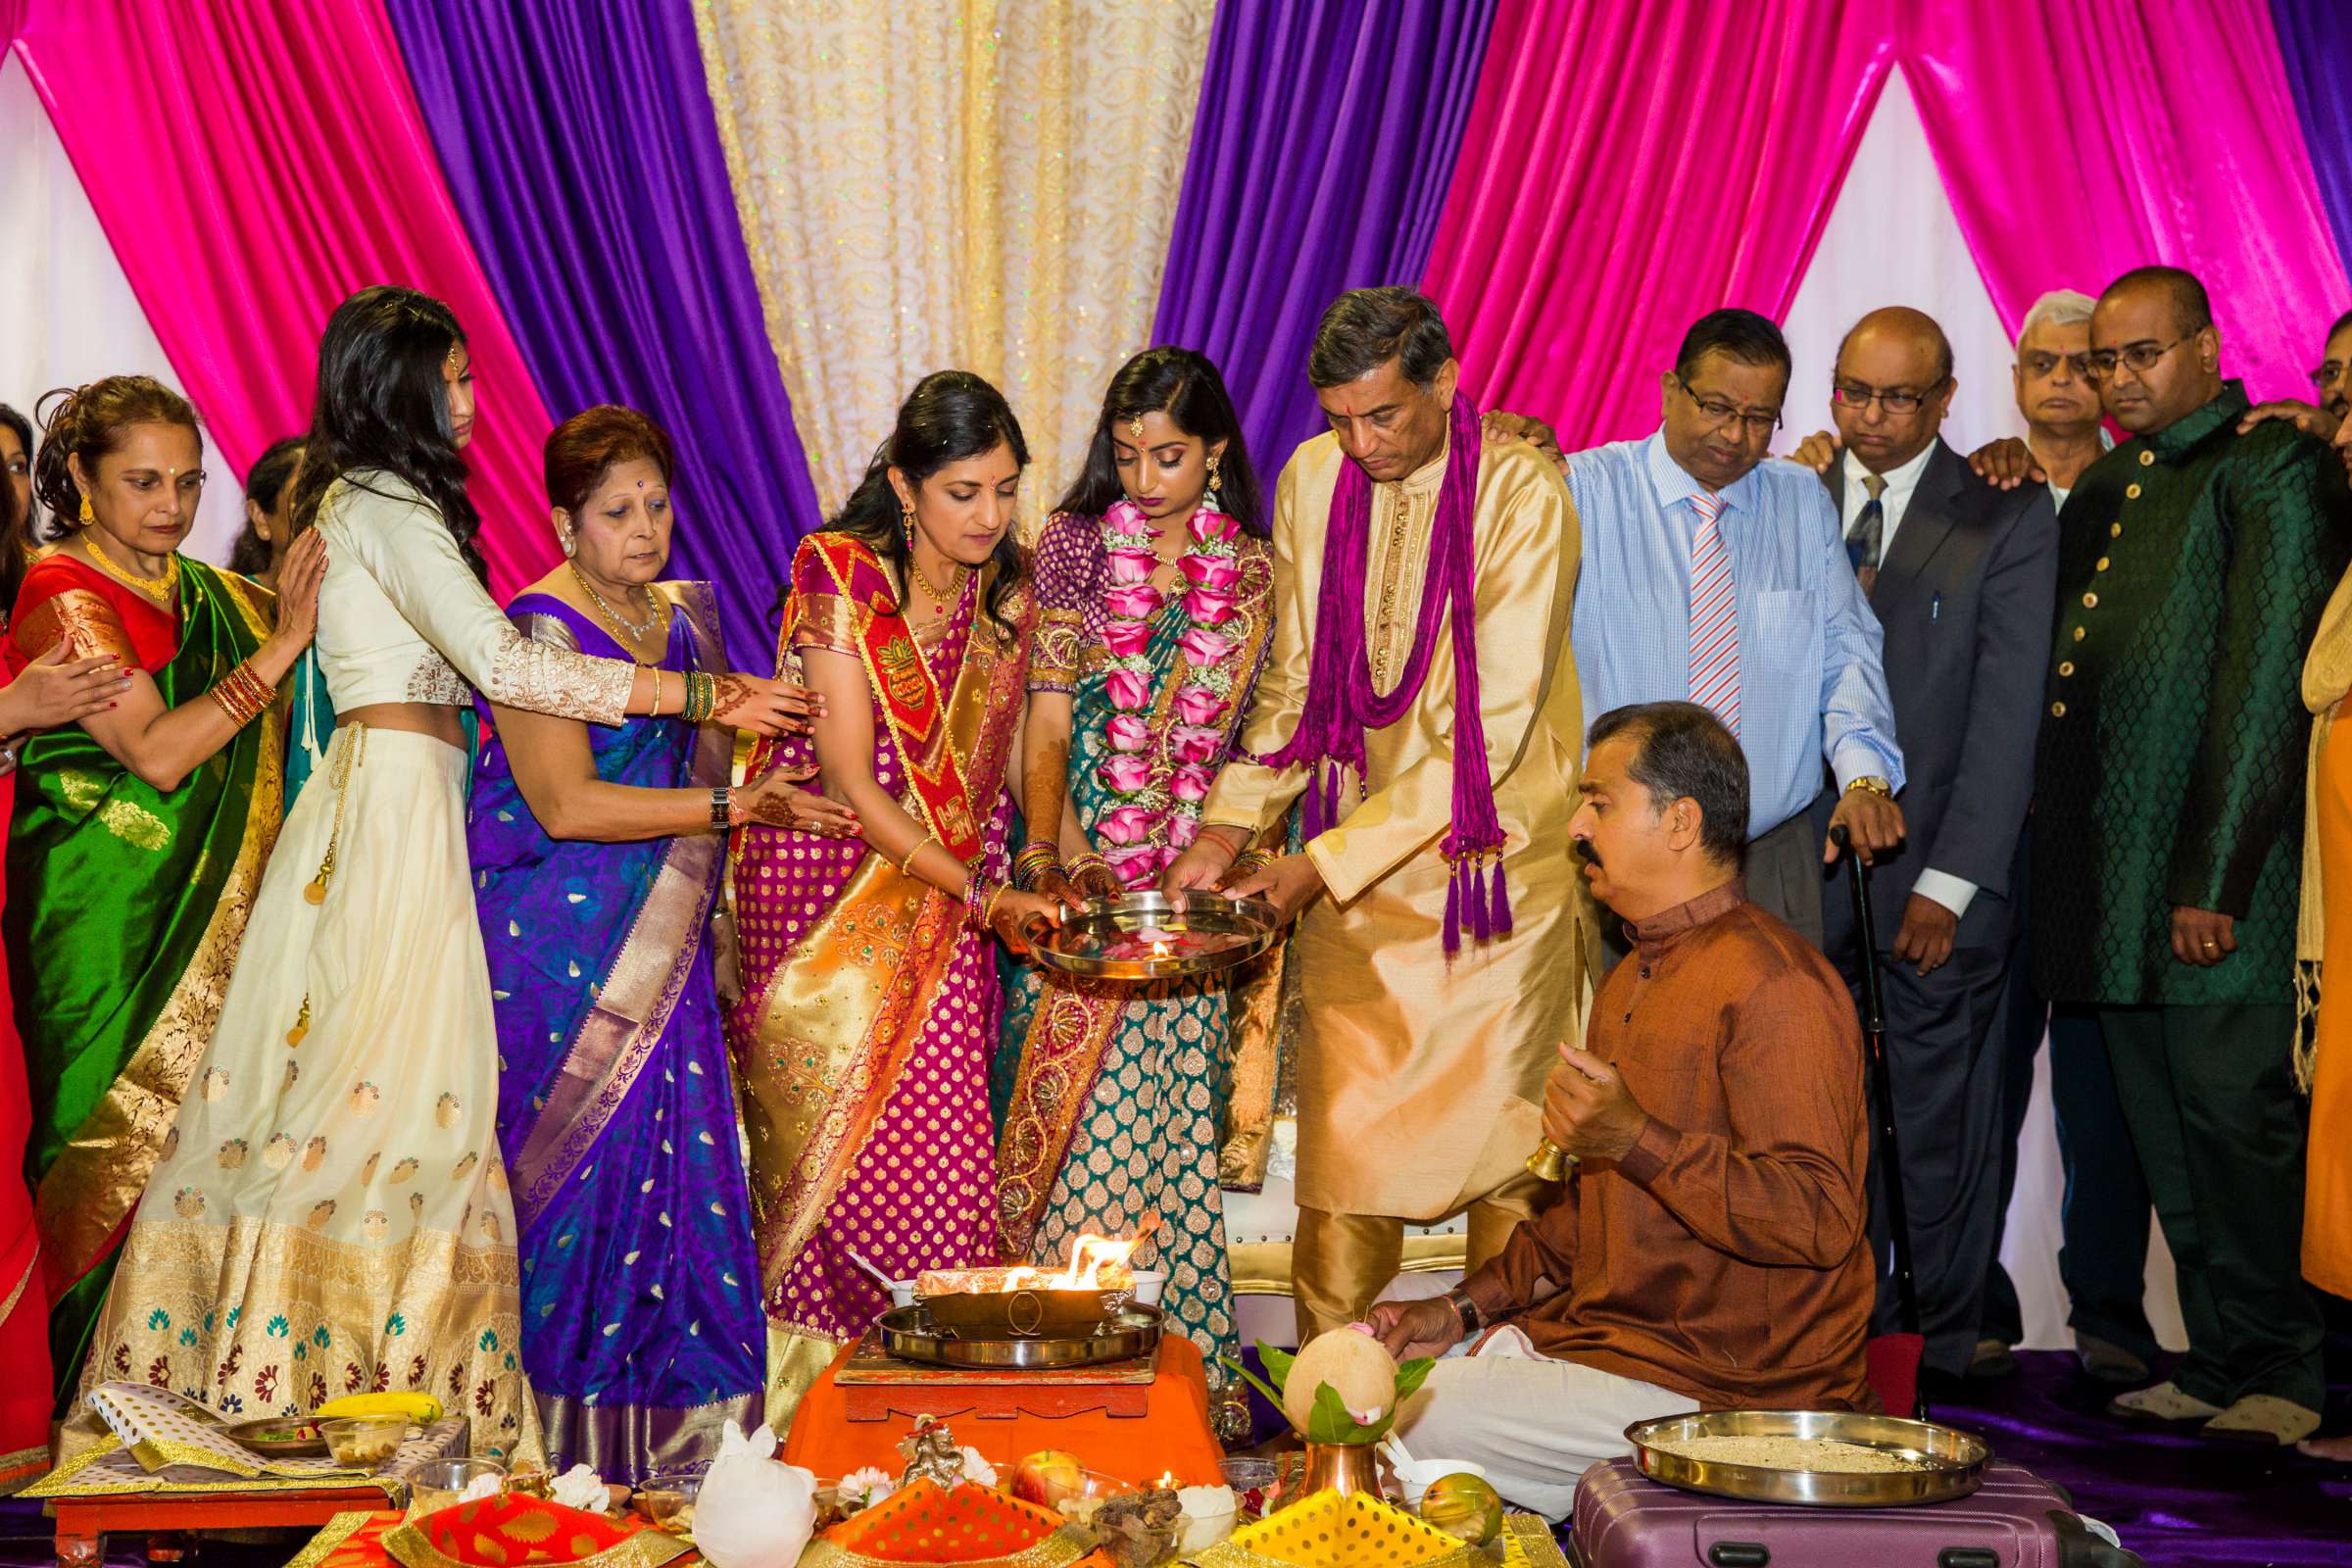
[1047, 1232, 1138, 1289]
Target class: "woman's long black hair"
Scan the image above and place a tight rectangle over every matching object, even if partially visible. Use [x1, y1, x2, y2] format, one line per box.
[227, 435, 306, 578]
[1054, 347, 1264, 536]
[822, 369, 1029, 640]
[289, 286, 486, 583]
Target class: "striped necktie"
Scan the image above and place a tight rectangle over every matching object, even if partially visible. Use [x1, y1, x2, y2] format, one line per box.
[1687, 490, 1740, 736]
[1846, 471, 1887, 593]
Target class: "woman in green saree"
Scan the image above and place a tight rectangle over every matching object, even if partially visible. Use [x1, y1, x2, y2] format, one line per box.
[6, 376, 324, 1409]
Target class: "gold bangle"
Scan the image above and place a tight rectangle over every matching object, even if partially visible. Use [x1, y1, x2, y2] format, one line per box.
[898, 831, 938, 874]
[981, 882, 1010, 929]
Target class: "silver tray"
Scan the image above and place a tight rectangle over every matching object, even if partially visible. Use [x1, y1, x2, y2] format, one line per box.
[1626, 1410, 1990, 1507]
[1030, 891, 1281, 982]
[873, 1302, 1164, 1370]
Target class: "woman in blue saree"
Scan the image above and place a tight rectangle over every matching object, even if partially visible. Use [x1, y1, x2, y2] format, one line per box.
[469, 407, 850, 1478]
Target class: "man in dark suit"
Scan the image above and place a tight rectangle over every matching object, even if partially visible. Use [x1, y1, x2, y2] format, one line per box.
[1810, 307, 2059, 1385]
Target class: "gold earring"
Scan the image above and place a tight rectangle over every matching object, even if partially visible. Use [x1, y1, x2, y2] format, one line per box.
[562, 531, 577, 559]
[1204, 453, 1223, 510]
[901, 502, 916, 550]
[78, 494, 93, 524]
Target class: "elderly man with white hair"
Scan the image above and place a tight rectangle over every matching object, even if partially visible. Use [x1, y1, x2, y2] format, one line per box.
[1975, 291, 2164, 1392]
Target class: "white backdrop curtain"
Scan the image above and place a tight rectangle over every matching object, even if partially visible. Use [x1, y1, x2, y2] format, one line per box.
[0, 55, 245, 564]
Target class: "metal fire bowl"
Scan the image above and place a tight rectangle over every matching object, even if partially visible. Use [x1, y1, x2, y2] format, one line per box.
[876, 1303, 1165, 1370]
[1030, 892, 1282, 982]
[920, 1286, 1126, 1340]
[1625, 1409, 1990, 1507]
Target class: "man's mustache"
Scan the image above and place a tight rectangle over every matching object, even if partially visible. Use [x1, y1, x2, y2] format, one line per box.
[1574, 838, 1602, 868]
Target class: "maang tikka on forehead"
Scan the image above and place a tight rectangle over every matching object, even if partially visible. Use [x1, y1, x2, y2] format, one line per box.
[1128, 415, 1145, 442]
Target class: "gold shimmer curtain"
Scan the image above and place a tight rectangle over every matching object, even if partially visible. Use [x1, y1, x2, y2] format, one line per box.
[694, 0, 1214, 517]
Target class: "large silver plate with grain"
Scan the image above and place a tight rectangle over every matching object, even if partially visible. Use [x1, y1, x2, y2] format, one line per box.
[873, 1302, 1164, 1370]
[1030, 892, 1281, 981]
[1626, 1410, 1990, 1506]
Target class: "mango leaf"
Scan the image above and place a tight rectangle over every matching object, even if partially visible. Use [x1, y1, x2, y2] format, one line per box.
[1258, 1341, 1297, 1390]
[1394, 1356, 1435, 1403]
[1219, 1354, 1288, 1416]
[1305, 1380, 1395, 1445]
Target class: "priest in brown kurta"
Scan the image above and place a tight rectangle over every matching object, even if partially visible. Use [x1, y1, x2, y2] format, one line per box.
[1373, 702, 1875, 1517]
[1166, 287, 1588, 1340]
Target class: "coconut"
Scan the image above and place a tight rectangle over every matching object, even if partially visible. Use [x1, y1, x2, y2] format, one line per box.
[1279, 1328, 1398, 1434]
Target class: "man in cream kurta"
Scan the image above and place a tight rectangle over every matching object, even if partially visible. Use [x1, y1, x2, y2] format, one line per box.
[1167, 286, 1589, 1339]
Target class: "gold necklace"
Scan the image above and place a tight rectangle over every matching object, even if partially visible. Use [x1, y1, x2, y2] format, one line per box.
[570, 564, 664, 654]
[84, 532, 176, 598]
[908, 550, 973, 608]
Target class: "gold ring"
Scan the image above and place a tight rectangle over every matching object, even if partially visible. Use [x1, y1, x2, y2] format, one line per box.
[2202, 941, 2219, 950]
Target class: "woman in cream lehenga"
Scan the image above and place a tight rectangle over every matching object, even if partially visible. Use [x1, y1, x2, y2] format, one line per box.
[79, 288, 803, 1454]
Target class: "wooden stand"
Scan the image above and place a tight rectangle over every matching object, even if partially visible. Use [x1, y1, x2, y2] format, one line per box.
[47, 1485, 390, 1567]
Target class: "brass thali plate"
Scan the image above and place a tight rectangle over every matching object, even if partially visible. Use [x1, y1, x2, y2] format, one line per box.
[1031, 892, 1281, 982]
[874, 1303, 1164, 1371]
[1625, 1410, 1989, 1507]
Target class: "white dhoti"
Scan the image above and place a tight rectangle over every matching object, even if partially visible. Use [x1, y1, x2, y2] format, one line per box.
[1395, 1326, 1698, 1519]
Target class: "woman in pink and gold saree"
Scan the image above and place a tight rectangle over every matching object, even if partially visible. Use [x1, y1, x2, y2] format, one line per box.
[727, 372, 1063, 1420]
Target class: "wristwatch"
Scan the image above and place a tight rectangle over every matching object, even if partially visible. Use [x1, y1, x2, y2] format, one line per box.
[1843, 774, 1894, 799]
[1442, 1285, 1483, 1337]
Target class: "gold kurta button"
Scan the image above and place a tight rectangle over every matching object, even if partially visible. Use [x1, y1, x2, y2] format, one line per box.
[2059, 661, 2075, 677]
[2096, 557, 2110, 571]
[2110, 522, 2123, 537]
[2126, 483, 2141, 499]
[2073, 626, 2086, 642]
[2139, 450, 2155, 466]
[2051, 701, 2068, 716]
[2082, 591, 2098, 609]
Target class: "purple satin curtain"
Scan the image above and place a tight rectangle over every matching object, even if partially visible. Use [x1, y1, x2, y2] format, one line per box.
[1150, 0, 1498, 471]
[2269, 0, 2352, 272]
[386, 0, 819, 662]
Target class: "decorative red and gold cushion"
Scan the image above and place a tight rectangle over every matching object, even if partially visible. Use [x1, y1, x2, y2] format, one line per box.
[382, 1494, 692, 1568]
[803, 1479, 1108, 1567]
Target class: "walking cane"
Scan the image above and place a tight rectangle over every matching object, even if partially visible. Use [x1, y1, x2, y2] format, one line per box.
[1832, 824, 1924, 1403]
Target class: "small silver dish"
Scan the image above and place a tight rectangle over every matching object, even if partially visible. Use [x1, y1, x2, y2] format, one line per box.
[1625, 1409, 1990, 1507]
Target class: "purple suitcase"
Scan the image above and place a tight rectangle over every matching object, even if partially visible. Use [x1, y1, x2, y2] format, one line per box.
[1569, 1457, 2144, 1568]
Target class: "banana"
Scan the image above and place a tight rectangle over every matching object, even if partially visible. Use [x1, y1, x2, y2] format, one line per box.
[315, 1392, 443, 1423]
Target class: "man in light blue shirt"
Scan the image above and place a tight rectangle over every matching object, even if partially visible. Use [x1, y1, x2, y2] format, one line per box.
[1567, 309, 1904, 948]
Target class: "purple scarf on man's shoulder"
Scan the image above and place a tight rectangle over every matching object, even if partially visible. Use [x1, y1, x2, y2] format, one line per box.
[1261, 392, 1508, 954]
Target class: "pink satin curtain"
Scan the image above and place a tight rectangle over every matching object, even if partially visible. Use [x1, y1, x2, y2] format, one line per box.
[1428, 0, 2347, 446]
[1, 0, 558, 595]
[1908, 0, 2345, 402]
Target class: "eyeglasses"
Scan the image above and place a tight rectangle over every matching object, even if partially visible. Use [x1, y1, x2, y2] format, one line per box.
[1830, 379, 1945, 416]
[2313, 360, 2348, 391]
[2020, 351, 2092, 380]
[2083, 338, 2185, 380]
[1675, 375, 1782, 436]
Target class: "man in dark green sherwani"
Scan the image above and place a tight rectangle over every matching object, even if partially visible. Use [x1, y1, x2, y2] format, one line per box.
[2033, 266, 2348, 1446]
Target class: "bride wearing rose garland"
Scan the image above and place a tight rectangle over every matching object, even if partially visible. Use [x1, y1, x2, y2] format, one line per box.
[995, 349, 1277, 1431]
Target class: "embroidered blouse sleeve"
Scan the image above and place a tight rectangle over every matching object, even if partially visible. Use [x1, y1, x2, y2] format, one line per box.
[11, 572, 138, 666]
[329, 479, 632, 724]
[1027, 512, 1097, 695]
[786, 536, 863, 656]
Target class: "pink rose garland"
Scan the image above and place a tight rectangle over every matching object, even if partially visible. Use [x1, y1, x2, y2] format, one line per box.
[1091, 498, 1250, 888]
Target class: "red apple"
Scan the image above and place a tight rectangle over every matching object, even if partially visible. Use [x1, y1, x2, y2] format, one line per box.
[1010, 1450, 1087, 1505]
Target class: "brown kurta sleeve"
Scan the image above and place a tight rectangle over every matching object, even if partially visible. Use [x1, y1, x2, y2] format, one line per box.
[1613, 965, 1867, 1270]
[1460, 1178, 1581, 1324]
